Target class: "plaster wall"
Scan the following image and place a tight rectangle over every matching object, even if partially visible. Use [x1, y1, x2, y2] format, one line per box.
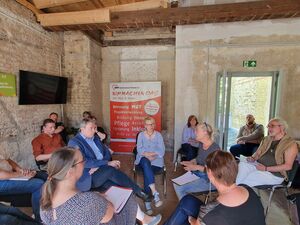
[175, 18, 300, 154]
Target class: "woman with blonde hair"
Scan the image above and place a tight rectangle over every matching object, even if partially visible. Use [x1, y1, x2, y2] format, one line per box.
[173, 122, 220, 200]
[135, 116, 165, 215]
[40, 147, 161, 225]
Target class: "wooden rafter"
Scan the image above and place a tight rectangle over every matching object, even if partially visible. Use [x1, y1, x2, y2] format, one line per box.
[15, 0, 44, 18]
[108, 0, 168, 12]
[37, 8, 110, 26]
[32, 0, 89, 9]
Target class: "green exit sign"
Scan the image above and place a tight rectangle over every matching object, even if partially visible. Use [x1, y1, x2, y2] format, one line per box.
[243, 60, 257, 67]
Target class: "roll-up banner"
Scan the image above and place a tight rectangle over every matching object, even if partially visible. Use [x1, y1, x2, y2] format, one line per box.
[110, 82, 161, 153]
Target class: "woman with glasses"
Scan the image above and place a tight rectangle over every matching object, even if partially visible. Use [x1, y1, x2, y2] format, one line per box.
[164, 151, 265, 225]
[40, 147, 162, 225]
[181, 115, 199, 160]
[174, 122, 220, 200]
[135, 116, 165, 215]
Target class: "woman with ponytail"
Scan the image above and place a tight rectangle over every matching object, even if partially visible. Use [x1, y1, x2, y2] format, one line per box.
[40, 147, 161, 225]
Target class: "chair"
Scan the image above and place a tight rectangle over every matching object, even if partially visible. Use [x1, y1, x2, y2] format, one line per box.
[192, 181, 217, 204]
[255, 161, 299, 216]
[174, 147, 187, 172]
[132, 133, 167, 196]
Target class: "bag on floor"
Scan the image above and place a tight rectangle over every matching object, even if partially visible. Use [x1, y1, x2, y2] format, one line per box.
[287, 193, 300, 225]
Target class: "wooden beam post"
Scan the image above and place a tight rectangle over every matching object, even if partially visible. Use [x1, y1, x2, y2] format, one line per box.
[32, 0, 89, 9]
[109, 0, 168, 13]
[37, 8, 110, 27]
[15, 0, 44, 19]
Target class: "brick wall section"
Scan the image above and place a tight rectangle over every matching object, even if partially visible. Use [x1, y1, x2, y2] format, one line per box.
[63, 31, 102, 128]
[0, 0, 64, 167]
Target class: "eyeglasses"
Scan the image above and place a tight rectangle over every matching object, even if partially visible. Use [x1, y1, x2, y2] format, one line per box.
[145, 123, 154, 126]
[266, 124, 282, 128]
[72, 159, 86, 167]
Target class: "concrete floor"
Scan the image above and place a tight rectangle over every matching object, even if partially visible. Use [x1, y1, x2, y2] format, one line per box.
[18, 152, 295, 225]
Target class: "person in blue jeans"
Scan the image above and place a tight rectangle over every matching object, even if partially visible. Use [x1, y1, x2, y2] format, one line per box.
[164, 151, 265, 225]
[135, 116, 165, 215]
[0, 155, 44, 221]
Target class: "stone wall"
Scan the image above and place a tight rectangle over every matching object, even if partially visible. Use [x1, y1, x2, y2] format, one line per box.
[63, 31, 102, 128]
[101, 45, 175, 150]
[175, 18, 300, 156]
[0, 0, 64, 167]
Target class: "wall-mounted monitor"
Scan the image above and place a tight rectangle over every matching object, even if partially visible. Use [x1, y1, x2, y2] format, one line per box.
[19, 70, 68, 105]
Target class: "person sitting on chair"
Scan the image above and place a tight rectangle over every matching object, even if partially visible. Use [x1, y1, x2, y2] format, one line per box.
[49, 112, 68, 144]
[32, 119, 65, 170]
[135, 116, 165, 215]
[0, 152, 44, 222]
[68, 118, 151, 201]
[82, 111, 108, 144]
[230, 114, 264, 158]
[40, 147, 162, 225]
[236, 117, 298, 187]
[181, 115, 199, 160]
[173, 122, 220, 200]
[164, 151, 266, 225]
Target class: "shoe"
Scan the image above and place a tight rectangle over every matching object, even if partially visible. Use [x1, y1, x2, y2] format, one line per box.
[144, 214, 162, 225]
[153, 192, 163, 208]
[145, 201, 153, 215]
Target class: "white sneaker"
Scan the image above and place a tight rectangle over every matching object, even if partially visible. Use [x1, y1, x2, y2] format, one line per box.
[153, 192, 163, 208]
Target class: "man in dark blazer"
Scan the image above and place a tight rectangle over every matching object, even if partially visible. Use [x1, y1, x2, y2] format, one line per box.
[68, 118, 150, 201]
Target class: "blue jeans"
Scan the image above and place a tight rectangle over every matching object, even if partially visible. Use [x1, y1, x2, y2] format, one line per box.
[0, 203, 41, 225]
[163, 195, 203, 225]
[173, 171, 215, 200]
[137, 157, 163, 194]
[0, 178, 44, 221]
[230, 143, 259, 158]
[181, 144, 198, 161]
[91, 165, 144, 195]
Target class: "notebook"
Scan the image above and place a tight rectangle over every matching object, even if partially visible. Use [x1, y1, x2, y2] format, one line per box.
[172, 171, 200, 186]
[105, 186, 133, 213]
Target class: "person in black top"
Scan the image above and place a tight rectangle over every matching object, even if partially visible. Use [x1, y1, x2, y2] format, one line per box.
[49, 112, 68, 144]
[164, 151, 265, 225]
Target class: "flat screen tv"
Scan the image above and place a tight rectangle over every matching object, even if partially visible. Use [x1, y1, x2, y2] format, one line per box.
[19, 70, 68, 105]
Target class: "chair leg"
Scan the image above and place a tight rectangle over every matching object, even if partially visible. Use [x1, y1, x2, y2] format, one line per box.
[265, 189, 275, 216]
[163, 171, 167, 197]
[133, 170, 137, 183]
[174, 152, 179, 172]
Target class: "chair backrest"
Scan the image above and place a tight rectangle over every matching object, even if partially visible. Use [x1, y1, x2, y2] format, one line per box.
[132, 131, 142, 158]
[287, 161, 300, 186]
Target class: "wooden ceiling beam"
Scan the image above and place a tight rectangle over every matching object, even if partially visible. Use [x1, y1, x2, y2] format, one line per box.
[15, 0, 44, 18]
[108, 0, 300, 26]
[108, 0, 168, 13]
[32, 0, 89, 9]
[37, 8, 110, 26]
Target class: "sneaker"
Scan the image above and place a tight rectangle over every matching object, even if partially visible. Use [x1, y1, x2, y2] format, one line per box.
[153, 192, 163, 208]
[144, 214, 162, 225]
[145, 201, 153, 215]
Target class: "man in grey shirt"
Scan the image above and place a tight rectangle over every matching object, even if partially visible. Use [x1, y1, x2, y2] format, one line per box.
[230, 114, 264, 158]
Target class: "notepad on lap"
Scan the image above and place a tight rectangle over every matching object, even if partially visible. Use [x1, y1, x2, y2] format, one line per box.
[172, 171, 200, 185]
[9, 177, 30, 181]
[105, 186, 133, 213]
